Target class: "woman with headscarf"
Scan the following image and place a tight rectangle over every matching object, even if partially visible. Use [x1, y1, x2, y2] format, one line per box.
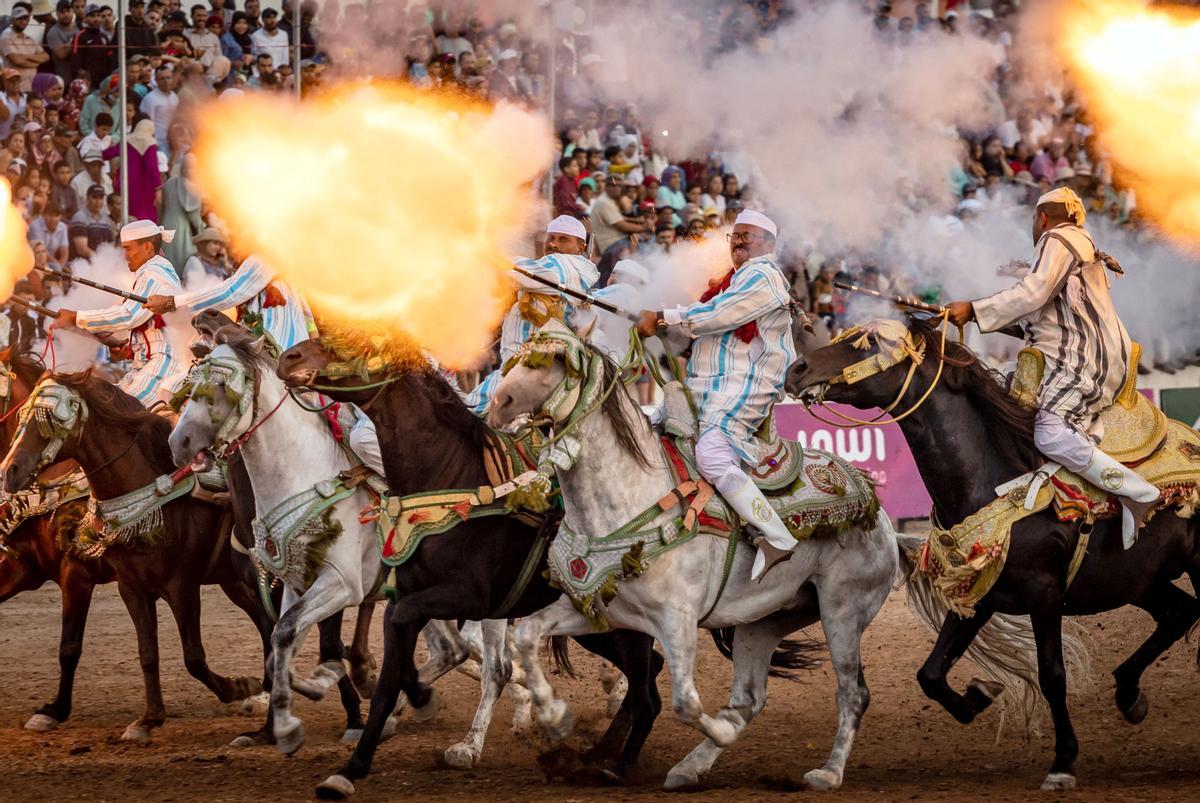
[160, 154, 204, 271]
[101, 119, 162, 223]
[31, 74, 65, 106]
[29, 131, 62, 174]
[222, 12, 255, 71]
[59, 77, 90, 131]
[656, 165, 687, 211]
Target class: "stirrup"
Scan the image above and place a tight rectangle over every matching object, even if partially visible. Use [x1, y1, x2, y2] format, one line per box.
[751, 534, 792, 582]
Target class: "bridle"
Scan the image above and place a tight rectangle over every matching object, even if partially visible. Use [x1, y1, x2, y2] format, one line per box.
[800, 311, 953, 428]
[11, 379, 88, 472]
[177, 346, 291, 458]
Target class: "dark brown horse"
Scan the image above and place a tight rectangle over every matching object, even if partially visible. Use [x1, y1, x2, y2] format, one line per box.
[788, 317, 1200, 791]
[278, 338, 664, 800]
[0, 348, 116, 732]
[0, 370, 274, 743]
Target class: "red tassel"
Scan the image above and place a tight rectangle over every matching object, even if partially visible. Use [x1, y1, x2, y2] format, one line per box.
[699, 269, 758, 344]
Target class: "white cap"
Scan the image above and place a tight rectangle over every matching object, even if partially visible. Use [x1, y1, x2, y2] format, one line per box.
[498, 48, 519, 61]
[120, 219, 176, 245]
[611, 259, 649, 287]
[546, 215, 586, 241]
[733, 209, 777, 238]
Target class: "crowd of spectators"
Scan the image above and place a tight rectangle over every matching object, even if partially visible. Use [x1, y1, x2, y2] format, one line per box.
[0, 0, 1185, 369]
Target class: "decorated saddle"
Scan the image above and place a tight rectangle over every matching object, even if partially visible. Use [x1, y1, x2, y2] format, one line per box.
[918, 343, 1200, 616]
[546, 381, 880, 630]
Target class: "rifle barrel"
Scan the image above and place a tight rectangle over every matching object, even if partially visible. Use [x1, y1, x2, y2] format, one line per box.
[511, 265, 639, 322]
[33, 266, 150, 304]
[8, 295, 58, 319]
[833, 280, 945, 315]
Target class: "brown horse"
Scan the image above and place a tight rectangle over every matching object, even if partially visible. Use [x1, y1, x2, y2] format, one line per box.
[0, 369, 274, 743]
[0, 347, 117, 732]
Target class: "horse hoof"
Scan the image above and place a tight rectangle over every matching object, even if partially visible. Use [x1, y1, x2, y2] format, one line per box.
[510, 706, 533, 733]
[411, 688, 439, 722]
[381, 715, 397, 741]
[120, 722, 152, 744]
[540, 700, 574, 742]
[229, 735, 257, 748]
[225, 677, 263, 703]
[237, 692, 270, 716]
[663, 765, 700, 791]
[1040, 773, 1076, 791]
[1120, 691, 1149, 724]
[24, 713, 59, 732]
[804, 768, 842, 791]
[340, 729, 362, 745]
[351, 673, 377, 699]
[275, 721, 306, 756]
[443, 742, 480, 770]
[315, 774, 355, 800]
[968, 677, 1004, 702]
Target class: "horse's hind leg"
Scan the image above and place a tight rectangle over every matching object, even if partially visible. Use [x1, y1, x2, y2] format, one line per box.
[115, 582, 166, 743]
[348, 601, 377, 697]
[26, 574, 96, 731]
[1114, 581, 1200, 724]
[665, 616, 809, 790]
[443, 618, 512, 769]
[916, 609, 1000, 723]
[165, 580, 262, 704]
[513, 597, 595, 742]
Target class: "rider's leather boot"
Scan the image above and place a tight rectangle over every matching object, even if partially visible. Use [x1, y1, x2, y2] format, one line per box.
[724, 481, 795, 581]
[1078, 449, 1160, 549]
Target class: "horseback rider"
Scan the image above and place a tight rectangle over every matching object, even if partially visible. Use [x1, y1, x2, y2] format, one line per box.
[52, 220, 188, 408]
[468, 214, 599, 415]
[635, 210, 798, 581]
[144, 251, 317, 351]
[947, 187, 1159, 546]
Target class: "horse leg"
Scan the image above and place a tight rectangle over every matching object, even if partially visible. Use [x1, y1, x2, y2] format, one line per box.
[1113, 582, 1200, 724]
[164, 580, 262, 704]
[513, 597, 594, 741]
[319, 593, 439, 800]
[1031, 608, 1079, 790]
[443, 618, 512, 769]
[664, 616, 811, 790]
[348, 601, 377, 697]
[572, 630, 663, 780]
[453, 619, 484, 681]
[655, 606, 742, 747]
[916, 609, 1001, 723]
[115, 582, 165, 743]
[388, 619, 470, 720]
[504, 624, 533, 731]
[216, 572, 275, 712]
[26, 574, 96, 731]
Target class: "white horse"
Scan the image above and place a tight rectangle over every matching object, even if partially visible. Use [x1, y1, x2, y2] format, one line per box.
[168, 328, 531, 764]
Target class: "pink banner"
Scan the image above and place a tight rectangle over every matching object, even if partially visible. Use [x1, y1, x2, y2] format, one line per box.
[774, 403, 932, 520]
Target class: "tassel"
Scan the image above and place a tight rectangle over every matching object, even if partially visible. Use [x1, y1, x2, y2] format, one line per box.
[620, 541, 646, 578]
[505, 476, 553, 514]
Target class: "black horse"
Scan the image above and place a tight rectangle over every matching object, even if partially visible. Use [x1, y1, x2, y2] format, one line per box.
[788, 317, 1200, 790]
[278, 339, 664, 799]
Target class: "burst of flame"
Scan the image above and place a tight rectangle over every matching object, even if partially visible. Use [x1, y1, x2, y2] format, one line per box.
[0, 180, 33, 302]
[191, 83, 553, 366]
[1058, 0, 1200, 241]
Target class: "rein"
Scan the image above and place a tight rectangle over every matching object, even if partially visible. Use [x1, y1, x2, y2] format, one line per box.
[803, 311, 955, 429]
[219, 390, 289, 459]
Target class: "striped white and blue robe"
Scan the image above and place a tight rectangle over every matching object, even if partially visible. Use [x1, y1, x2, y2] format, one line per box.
[464, 253, 600, 415]
[75, 255, 187, 406]
[662, 254, 796, 462]
[175, 255, 315, 351]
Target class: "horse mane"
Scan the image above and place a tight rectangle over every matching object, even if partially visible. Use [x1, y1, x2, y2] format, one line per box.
[8, 342, 46, 390]
[401, 363, 492, 452]
[215, 326, 276, 380]
[51, 369, 175, 469]
[598, 351, 653, 469]
[910, 318, 1041, 472]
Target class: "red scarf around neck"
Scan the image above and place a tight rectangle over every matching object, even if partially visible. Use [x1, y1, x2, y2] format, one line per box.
[699, 268, 758, 343]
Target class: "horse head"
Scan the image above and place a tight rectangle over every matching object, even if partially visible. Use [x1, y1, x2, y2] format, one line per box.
[169, 326, 261, 467]
[487, 320, 586, 431]
[0, 378, 87, 494]
[786, 317, 931, 412]
[277, 326, 423, 405]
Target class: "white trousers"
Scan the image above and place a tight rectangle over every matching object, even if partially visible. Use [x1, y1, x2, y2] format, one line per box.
[695, 428, 751, 497]
[1033, 409, 1095, 473]
[348, 414, 386, 475]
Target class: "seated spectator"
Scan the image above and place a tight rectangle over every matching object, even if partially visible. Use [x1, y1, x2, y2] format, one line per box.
[28, 203, 68, 268]
[488, 48, 525, 103]
[700, 173, 727, 217]
[978, 135, 1012, 179]
[79, 111, 113, 160]
[591, 173, 646, 257]
[68, 183, 116, 259]
[722, 172, 740, 202]
[49, 160, 77, 218]
[70, 148, 113, 208]
[223, 11, 255, 69]
[1029, 137, 1069, 183]
[656, 166, 685, 211]
[183, 226, 231, 281]
[551, 155, 580, 218]
[575, 177, 597, 216]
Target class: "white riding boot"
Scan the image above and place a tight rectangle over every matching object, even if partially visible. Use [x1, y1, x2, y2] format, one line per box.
[724, 481, 796, 581]
[1078, 449, 1160, 549]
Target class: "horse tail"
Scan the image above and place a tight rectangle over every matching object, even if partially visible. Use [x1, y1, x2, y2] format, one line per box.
[895, 532, 1092, 738]
[709, 627, 822, 682]
[546, 635, 578, 679]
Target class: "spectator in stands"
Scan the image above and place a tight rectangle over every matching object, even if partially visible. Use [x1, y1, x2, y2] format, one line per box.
[251, 7, 290, 67]
[124, 0, 160, 58]
[576, 176, 597, 216]
[140, 63, 178, 157]
[0, 69, 24, 141]
[437, 9, 472, 60]
[656, 166, 686, 211]
[183, 226, 230, 280]
[0, 6, 49, 92]
[46, 1, 80, 83]
[552, 155, 580, 218]
[68, 183, 115, 259]
[102, 119, 161, 222]
[73, 4, 115, 89]
[222, 11, 254, 69]
[187, 13, 224, 67]
[489, 48, 524, 103]
[1029, 136, 1069, 183]
[49, 160, 77, 217]
[78, 110, 111, 159]
[71, 148, 112, 208]
[28, 203, 69, 268]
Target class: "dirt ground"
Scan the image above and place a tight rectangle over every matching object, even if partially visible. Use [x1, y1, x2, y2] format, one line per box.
[3, 577, 1200, 802]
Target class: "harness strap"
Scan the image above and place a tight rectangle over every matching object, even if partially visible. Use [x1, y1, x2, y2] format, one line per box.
[699, 522, 741, 625]
[490, 516, 556, 620]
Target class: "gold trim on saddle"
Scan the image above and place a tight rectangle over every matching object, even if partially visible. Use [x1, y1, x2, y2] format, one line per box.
[829, 320, 925, 385]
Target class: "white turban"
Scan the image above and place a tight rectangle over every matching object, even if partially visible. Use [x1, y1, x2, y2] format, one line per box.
[120, 220, 176, 244]
[733, 209, 778, 238]
[611, 259, 649, 287]
[546, 215, 587, 241]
